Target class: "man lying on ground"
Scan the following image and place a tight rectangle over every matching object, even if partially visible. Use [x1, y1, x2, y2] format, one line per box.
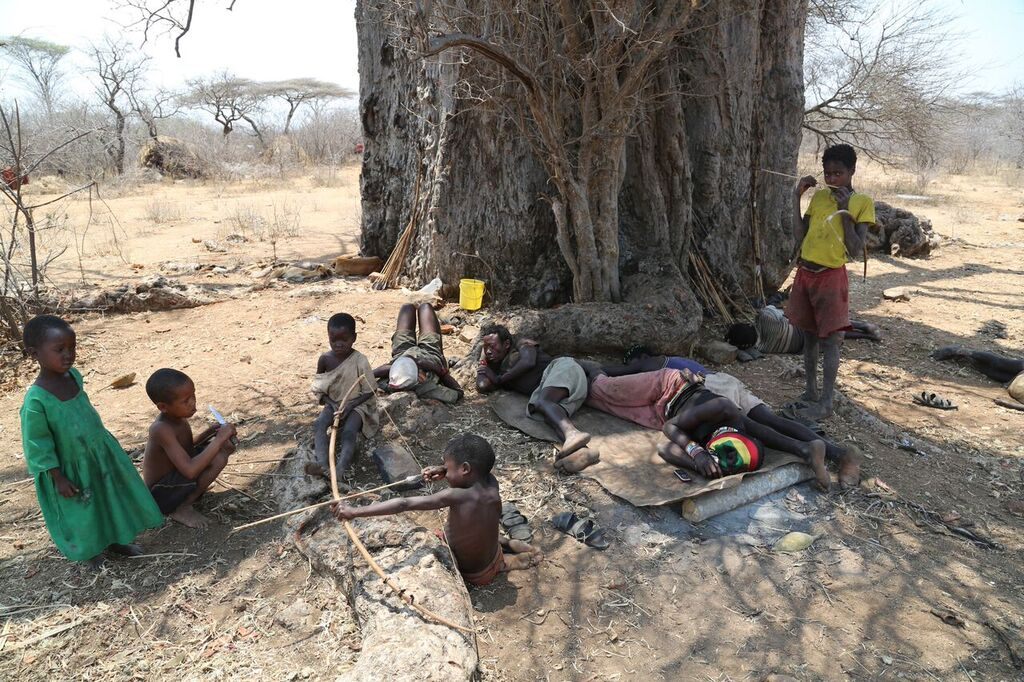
[583, 365, 859, 489]
[374, 303, 464, 403]
[932, 346, 1024, 403]
[476, 325, 597, 471]
[725, 305, 881, 356]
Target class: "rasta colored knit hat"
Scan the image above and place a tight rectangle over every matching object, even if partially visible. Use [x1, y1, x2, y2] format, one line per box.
[706, 427, 763, 475]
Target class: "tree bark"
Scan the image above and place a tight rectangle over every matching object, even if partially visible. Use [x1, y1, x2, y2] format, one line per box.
[357, 0, 807, 351]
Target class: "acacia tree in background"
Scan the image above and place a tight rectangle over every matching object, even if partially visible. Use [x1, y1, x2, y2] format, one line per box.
[0, 37, 70, 117]
[184, 72, 268, 143]
[802, 0, 963, 163]
[262, 78, 354, 135]
[401, 0, 700, 303]
[88, 37, 148, 174]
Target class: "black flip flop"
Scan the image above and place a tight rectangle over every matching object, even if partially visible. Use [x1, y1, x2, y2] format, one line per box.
[501, 502, 534, 542]
[912, 391, 958, 410]
[550, 511, 610, 550]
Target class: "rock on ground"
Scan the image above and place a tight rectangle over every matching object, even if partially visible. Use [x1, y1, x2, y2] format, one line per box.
[869, 201, 941, 258]
[289, 511, 477, 681]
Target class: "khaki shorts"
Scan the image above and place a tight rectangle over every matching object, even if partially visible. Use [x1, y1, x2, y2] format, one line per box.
[703, 372, 764, 415]
[528, 357, 588, 418]
[391, 330, 445, 367]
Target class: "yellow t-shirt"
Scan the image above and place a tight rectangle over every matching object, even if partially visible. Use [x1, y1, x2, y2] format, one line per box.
[800, 188, 875, 268]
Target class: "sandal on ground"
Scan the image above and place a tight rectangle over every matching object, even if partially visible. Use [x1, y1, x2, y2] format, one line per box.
[912, 391, 958, 410]
[550, 511, 610, 550]
[501, 502, 534, 542]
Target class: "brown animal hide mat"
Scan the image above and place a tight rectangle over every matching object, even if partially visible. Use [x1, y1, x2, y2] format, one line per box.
[491, 392, 810, 507]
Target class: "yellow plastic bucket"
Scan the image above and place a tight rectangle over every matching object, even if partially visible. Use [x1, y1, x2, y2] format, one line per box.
[459, 279, 485, 310]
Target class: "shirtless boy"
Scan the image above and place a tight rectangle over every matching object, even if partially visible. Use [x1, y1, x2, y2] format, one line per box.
[332, 433, 540, 586]
[143, 368, 237, 528]
[477, 325, 596, 471]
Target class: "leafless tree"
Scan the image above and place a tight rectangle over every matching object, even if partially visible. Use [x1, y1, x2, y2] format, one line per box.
[184, 72, 267, 143]
[122, 0, 238, 58]
[398, 0, 701, 303]
[261, 78, 355, 134]
[1, 103, 93, 345]
[127, 84, 182, 142]
[88, 37, 148, 174]
[0, 36, 71, 117]
[803, 0, 964, 163]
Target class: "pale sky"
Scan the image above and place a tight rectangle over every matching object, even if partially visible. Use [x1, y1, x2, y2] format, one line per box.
[0, 0, 360, 99]
[0, 0, 1021, 103]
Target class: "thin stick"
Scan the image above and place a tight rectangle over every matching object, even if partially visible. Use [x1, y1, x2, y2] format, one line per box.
[1, 476, 33, 490]
[995, 399, 1024, 413]
[230, 476, 423, 533]
[3, 617, 86, 653]
[214, 479, 273, 511]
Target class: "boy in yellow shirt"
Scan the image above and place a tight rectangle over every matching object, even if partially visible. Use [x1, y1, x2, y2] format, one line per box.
[787, 144, 875, 419]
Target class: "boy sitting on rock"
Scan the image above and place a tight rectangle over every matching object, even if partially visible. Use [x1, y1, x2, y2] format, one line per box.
[332, 433, 541, 586]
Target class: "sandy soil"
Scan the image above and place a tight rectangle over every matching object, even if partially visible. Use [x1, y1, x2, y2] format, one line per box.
[1, 162, 1022, 680]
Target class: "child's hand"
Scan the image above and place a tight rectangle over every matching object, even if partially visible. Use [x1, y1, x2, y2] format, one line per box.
[331, 502, 356, 521]
[796, 175, 817, 195]
[830, 185, 852, 209]
[217, 423, 238, 442]
[422, 465, 446, 482]
[51, 470, 79, 498]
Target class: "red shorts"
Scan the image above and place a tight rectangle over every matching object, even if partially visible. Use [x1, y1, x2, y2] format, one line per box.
[785, 265, 851, 338]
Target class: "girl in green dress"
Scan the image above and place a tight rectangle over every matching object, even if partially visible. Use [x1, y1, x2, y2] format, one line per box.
[20, 315, 164, 566]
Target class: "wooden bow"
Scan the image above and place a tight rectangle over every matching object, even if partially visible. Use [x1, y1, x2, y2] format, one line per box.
[327, 375, 474, 634]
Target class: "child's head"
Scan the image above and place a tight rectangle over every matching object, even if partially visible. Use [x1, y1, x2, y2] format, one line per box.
[146, 368, 196, 419]
[622, 344, 654, 365]
[480, 324, 513, 364]
[822, 143, 857, 189]
[23, 315, 76, 373]
[441, 433, 495, 487]
[327, 313, 357, 357]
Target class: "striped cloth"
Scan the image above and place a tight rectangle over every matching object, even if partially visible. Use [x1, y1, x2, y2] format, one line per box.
[755, 305, 803, 354]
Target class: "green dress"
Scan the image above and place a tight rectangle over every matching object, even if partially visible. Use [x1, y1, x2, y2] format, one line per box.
[20, 367, 164, 561]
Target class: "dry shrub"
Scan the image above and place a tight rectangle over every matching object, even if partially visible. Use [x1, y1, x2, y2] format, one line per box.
[144, 199, 184, 224]
[138, 136, 207, 179]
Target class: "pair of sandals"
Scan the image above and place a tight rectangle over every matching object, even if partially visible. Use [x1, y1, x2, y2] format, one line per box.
[550, 511, 610, 550]
[913, 391, 958, 410]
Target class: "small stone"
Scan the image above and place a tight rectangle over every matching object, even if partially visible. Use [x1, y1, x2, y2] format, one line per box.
[459, 325, 481, 343]
[698, 340, 737, 365]
[883, 287, 911, 302]
[440, 324, 455, 335]
[881, 655, 893, 665]
[240, 354, 252, 364]
[300, 667, 314, 679]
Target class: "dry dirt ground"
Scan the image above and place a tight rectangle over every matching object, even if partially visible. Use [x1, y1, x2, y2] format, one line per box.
[1, 162, 1023, 680]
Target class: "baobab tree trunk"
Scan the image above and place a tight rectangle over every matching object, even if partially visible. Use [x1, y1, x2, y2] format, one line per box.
[358, 0, 807, 353]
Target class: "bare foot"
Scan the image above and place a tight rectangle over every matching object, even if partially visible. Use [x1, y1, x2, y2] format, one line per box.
[169, 504, 211, 529]
[558, 429, 592, 459]
[502, 548, 543, 571]
[838, 445, 863, 489]
[808, 440, 831, 492]
[304, 462, 326, 478]
[555, 447, 600, 474]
